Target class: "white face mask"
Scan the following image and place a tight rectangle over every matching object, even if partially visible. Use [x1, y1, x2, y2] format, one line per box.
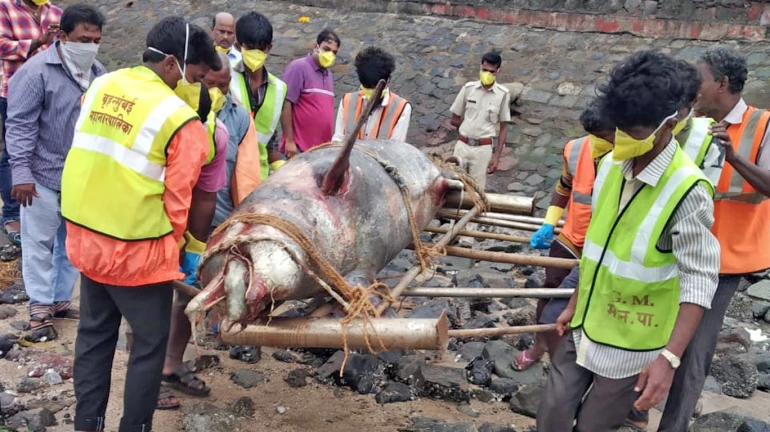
[59, 41, 99, 90]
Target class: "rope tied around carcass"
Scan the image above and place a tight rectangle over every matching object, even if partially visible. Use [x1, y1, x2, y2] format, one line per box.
[210, 213, 396, 373]
[428, 153, 489, 213]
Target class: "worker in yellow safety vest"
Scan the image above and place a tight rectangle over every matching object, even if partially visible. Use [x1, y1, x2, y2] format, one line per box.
[229, 12, 287, 179]
[537, 50, 719, 432]
[332, 46, 412, 143]
[519, 99, 615, 371]
[61, 17, 223, 431]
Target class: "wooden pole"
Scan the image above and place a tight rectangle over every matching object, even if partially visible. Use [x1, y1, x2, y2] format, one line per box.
[404, 287, 574, 298]
[424, 226, 530, 244]
[437, 210, 562, 233]
[220, 313, 449, 351]
[413, 243, 578, 268]
[448, 323, 558, 338]
[440, 209, 565, 227]
[444, 191, 534, 216]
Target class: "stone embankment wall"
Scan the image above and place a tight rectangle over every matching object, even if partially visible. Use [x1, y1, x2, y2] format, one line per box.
[70, 0, 770, 211]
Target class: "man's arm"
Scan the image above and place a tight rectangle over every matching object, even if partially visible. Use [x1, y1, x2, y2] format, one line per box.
[390, 103, 411, 143]
[634, 184, 719, 410]
[711, 122, 770, 197]
[449, 86, 467, 129]
[0, 10, 57, 61]
[6, 65, 43, 206]
[491, 90, 512, 170]
[531, 151, 572, 249]
[281, 61, 303, 158]
[331, 99, 345, 142]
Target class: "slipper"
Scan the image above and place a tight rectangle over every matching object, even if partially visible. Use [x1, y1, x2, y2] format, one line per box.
[512, 349, 540, 371]
[29, 313, 53, 331]
[162, 364, 211, 397]
[3, 221, 20, 245]
[156, 385, 180, 410]
[53, 302, 80, 320]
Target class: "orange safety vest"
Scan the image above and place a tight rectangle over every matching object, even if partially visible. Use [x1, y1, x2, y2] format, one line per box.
[341, 91, 409, 140]
[713, 106, 770, 274]
[560, 136, 595, 249]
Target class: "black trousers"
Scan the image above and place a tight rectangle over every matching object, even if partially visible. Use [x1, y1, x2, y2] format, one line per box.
[74, 274, 173, 432]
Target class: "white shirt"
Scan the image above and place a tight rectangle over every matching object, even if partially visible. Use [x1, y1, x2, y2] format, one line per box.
[332, 91, 412, 142]
[228, 47, 242, 69]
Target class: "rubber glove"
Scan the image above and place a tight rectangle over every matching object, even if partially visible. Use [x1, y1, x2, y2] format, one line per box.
[530, 205, 564, 249]
[180, 231, 206, 285]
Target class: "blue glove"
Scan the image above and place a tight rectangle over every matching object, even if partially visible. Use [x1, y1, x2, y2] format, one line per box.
[530, 223, 555, 249]
[180, 251, 201, 285]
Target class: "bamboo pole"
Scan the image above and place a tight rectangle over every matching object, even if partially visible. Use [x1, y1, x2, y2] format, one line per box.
[414, 243, 578, 268]
[448, 323, 557, 338]
[424, 226, 531, 244]
[444, 191, 534, 216]
[440, 209, 565, 227]
[220, 313, 449, 350]
[404, 287, 574, 298]
[437, 210, 562, 233]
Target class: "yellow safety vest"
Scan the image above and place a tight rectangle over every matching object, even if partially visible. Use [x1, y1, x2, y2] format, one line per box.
[61, 66, 198, 241]
[205, 110, 216, 165]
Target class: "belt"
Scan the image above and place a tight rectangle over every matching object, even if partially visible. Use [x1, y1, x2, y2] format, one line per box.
[459, 135, 494, 146]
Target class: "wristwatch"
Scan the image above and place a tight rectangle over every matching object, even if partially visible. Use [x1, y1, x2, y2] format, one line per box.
[661, 349, 681, 369]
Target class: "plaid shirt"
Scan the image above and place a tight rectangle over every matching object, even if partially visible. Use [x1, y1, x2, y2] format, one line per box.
[0, 0, 61, 98]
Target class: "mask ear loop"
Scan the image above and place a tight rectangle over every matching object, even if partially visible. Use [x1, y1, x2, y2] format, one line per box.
[181, 23, 190, 84]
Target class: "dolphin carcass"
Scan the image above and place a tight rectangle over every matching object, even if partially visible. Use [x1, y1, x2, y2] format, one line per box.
[185, 137, 459, 329]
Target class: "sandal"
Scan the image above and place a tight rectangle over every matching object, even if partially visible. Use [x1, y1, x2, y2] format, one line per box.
[3, 221, 20, 245]
[512, 349, 540, 371]
[29, 313, 53, 330]
[156, 385, 180, 410]
[162, 364, 211, 397]
[53, 302, 80, 320]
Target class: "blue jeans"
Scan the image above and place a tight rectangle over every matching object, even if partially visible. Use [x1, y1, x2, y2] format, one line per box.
[0, 97, 19, 223]
[21, 183, 78, 310]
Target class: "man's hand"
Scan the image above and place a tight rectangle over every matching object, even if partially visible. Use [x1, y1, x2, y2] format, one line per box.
[556, 305, 575, 336]
[709, 122, 735, 162]
[11, 183, 38, 207]
[633, 355, 675, 411]
[285, 139, 298, 159]
[40, 24, 59, 46]
[487, 156, 500, 174]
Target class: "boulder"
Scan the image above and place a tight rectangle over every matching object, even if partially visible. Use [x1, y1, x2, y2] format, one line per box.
[465, 357, 494, 386]
[413, 364, 470, 402]
[230, 370, 266, 389]
[739, 420, 770, 432]
[6, 408, 56, 432]
[316, 351, 382, 394]
[285, 368, 312, 388]
[458, 342, 486, 362]
[726, 293, 754, 321]
[482, 340, 545, 385]
[753, 301, 770, 319]
[690, 411, 749, 432]
[375, 382, 412, 404]
[489, 378, 519, 398]
[392, 355, 427, 385]
[748, 279, 770, 302]
[711, 353, 758, 398]
[509, 383, 545, 418]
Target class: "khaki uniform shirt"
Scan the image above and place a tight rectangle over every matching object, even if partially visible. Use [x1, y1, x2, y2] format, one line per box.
[450, 81, 511, 140]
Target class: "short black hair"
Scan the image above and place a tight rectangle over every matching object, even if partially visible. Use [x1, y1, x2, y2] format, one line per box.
[142, 17, 222, 71]
[61, 4, 105, 34]
[197, 81, 212, 122]
[317, 29, 340, 47]
[355, 47, 395, 88]
[481, 51, 502, 69]
[676, 59, 702, 107]
[598, 50, 683, 130]
[699, 46, 748, 95]
[580, 99, 615, 135]
[235, 12, 272, 50]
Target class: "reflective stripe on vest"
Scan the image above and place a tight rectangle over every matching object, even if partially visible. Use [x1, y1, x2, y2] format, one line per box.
[205, 110, 216, 165]
[230, 71, 287, 180]
[678, 117, 715, 168]
[571, 146, 712, 350]
[61, 66, 198, 241]
[712, 106, 770, 274]
[560, 136, 595, 249]
[342, 91, 409, 140]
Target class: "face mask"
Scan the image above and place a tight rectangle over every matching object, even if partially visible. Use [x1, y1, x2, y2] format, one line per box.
[613, 112, 678, 162]
[59, 41, 99, 90]
[31, 0, 48, 5]
[480, 71, 496, 86]
[672, 108, 693, 136]
[316, 49, 336, 68]
[149, 23, 201, 110]
[589, 135, 614, 160]
[215, 45, 229, 54]
[209, 87, 226, 113]
[361, 85, 388, 101]
[242, 48, 267, 73]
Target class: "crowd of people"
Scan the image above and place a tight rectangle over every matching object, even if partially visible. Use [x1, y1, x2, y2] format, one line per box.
[0, 0, 768, 431]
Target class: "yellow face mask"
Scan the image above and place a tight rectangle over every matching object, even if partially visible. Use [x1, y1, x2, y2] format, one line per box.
[480, 71, 496, 86]
[31, 0, 48, 5]
[361, 85, 388, 101]
[242, 48, 267, 73]
[317, 50, 336, 69]
[209, 88, 226, 113]
[589, 135, 614, 160]
[613, 112, 678, 162]
[672, 109, 693, 137]
[214, 45, 229, 54]
[175, 80, 202, 112]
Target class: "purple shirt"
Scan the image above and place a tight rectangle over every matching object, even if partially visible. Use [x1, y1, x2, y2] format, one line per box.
[196, 118, 228, 193]
[280, 54, 335, 152]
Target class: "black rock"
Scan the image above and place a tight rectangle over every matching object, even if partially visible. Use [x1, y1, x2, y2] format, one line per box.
[521, 266, 536, 276]
[757, 373, 770, 391]
[0, 334, 15, 358]
[473, 389, 495, 403]
[229, 346, 261, 364]
[187, 355, 219, 372]
[17, 378, 43, 393]
[524, 274, 543, 289]
[465, 357, 494, 386]
[489, 378, 520, 397]
[757, 352, 770, 373]
[392, 355, 427, 384]
[23, 326, 57, 343]
[272, 349, 299, 363]
[230, 369, 266, 389]
[399, 417, 476, 432]
[1, 282, 28, 304]
[316, 351, 382, 393]
[509, 383, 545, 418]
[690, 411, 749, 431]
[504, 298, 530, 309]
[285, 368, 312, 388]
[753, 301, 770, 319]
[463, 315, 496, 330]
[513, 334, 535, 351]
[231, 396, 255, 417]
[479, 424, 516, 432]
[375, 382, 412, 404]
[413, 364, 470, 402]
[458, 342, 486, 362]
[466, 274, 490, 289]
[408, 299, 459, 327]
[739, 420, 770, 432]
[505, 306, 536, 327]
[711, 353, 758, 398]
[6, 408, 56, 432]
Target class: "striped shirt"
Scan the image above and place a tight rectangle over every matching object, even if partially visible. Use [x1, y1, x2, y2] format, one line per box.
[0, 0, 61, 98]
[6, 42, 105, 191]
[574, 139, 720, 379]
